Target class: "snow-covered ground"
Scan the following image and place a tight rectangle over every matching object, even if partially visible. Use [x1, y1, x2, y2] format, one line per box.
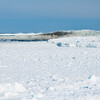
[0, 36, 100, 100]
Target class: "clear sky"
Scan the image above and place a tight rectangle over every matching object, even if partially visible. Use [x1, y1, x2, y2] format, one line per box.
[0, 0, 100, 33]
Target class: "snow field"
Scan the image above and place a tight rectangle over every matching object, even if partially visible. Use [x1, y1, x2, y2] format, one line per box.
[0, 36, 100, 100]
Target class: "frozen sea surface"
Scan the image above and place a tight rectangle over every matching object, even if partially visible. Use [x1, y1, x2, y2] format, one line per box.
[0, 36, 100, 100]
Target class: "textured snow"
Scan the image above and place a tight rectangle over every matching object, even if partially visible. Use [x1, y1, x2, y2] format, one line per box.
[0, 36, 100, 100]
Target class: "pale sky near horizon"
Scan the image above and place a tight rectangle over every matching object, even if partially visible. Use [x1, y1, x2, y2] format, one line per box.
[0, 0, 100, 19]
[0, 0, 100, 32]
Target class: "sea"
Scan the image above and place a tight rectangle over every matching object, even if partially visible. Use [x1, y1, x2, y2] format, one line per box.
[0, 18, 100, 33]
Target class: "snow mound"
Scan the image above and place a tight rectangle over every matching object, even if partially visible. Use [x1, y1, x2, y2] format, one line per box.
[0, 83, 27, 99]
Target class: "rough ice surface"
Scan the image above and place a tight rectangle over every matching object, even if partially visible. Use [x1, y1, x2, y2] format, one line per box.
[0, 30, 100, 41]
[0, 36, 100, 100]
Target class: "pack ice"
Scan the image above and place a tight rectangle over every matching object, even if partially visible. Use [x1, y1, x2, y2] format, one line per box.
[0, 36, 100, 100]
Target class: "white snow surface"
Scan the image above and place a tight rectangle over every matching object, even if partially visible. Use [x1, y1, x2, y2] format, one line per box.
[0, 36, 100, 100]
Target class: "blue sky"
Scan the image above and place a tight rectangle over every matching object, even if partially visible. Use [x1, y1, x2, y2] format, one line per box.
[0, 0, 100, 32]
